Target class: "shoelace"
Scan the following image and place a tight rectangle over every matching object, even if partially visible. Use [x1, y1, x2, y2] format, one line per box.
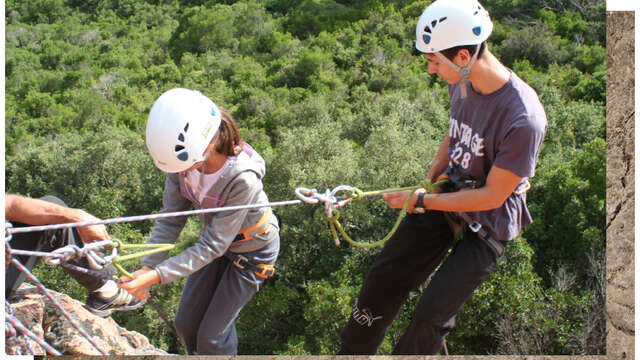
[110, 289, 137, 306]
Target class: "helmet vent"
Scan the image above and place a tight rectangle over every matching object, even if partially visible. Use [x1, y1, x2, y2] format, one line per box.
[176, 152, 189, 161]
[423, 34, 431, 44]
[184, 123, 189, 132]
[427, 17, 447, 32]
[473, 26, 482, 36]
[175, 126, 189, 162]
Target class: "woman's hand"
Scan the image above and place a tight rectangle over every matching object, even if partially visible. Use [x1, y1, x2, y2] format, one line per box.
[118, 266, 160, 300]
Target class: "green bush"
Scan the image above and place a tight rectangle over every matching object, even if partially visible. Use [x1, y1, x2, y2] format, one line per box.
[498, 24, 570, 70]
[6, 126, 164, 233]
[449, 237, 594, 354]
[525, 139, 605, 287]
[5, 0, 606, 354]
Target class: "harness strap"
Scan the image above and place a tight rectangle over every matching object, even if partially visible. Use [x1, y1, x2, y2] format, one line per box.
[233, 207, 272, 243]
[224, 252, 275, 279]
[513, 179, 531, 195]
[455, 211, 505, 259]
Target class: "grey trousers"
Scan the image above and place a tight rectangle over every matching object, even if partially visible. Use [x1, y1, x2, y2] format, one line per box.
[173, 236, 279, 355]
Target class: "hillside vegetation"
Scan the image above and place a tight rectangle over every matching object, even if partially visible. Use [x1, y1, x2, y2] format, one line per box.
[5, 0, 605, 355]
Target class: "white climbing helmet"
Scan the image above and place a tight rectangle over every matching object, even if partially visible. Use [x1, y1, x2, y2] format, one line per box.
[415, 0, 493, 97]
[415, 0, 493, 54]
[146, 88, 221, 173]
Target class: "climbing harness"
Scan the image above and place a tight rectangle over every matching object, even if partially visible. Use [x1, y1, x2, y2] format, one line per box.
[234, 207, 273, 243]
[440, 177, 531, 258]
[453, 211, 506, 258]
[225, 253, 276, 279]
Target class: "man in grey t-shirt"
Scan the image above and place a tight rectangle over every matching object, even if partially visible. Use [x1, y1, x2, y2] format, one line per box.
[338, 0, 547, 355]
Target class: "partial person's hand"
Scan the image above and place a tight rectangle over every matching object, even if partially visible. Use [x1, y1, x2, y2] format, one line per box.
[75, 211, 110, 244]
[118, 266, 160, 300]
[382, 189, 426, 213]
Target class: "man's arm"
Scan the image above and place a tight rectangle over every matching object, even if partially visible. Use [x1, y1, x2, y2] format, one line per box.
[6, 194, 85, 225]
[383, 165, 523, 213]
[423, 165, 522, 212]
[5, 194, 110, 243]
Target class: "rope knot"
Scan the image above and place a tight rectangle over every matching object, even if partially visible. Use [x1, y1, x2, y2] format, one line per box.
[421, 178, 448, 194]
[346, 187, 365, 201]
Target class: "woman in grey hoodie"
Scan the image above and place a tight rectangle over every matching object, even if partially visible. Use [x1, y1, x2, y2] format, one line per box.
[119, 88, 280, 355]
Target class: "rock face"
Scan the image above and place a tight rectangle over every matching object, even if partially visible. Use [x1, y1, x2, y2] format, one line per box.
[606, 11, 635, 360]
[5, 283, 168, 356]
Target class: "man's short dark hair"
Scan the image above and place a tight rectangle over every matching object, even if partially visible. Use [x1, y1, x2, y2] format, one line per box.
[440, 41, 487, 61]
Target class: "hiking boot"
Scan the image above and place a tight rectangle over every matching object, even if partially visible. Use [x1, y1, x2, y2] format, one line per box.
[84, 288, 146, 318]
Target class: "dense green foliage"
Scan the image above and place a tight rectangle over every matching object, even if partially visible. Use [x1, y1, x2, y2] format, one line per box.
[5, 0, 605, 355]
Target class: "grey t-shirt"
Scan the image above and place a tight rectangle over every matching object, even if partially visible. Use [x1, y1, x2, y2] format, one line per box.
[445, 71, 547, 241]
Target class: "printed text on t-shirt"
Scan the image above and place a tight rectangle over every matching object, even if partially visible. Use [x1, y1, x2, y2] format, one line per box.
[449, 117, 485, 170]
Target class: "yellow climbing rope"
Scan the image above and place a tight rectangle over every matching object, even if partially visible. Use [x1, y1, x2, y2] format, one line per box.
[327, 179, 446, 248]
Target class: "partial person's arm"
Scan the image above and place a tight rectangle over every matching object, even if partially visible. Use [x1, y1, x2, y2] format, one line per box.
[383, 165, 523, 213]
[5, 193, 110, 243]
[120, 172, 263, 298]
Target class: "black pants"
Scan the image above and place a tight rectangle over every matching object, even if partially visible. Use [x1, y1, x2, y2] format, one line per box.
[5, 196, 114, 298]
[338, 211, 505, 355]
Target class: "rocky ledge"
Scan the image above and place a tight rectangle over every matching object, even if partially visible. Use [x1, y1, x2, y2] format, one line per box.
[5, 283, 168, 355]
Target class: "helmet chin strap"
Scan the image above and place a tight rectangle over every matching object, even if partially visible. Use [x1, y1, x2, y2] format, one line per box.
[433, 45, 480, 98]
[195, 150, 212, 194]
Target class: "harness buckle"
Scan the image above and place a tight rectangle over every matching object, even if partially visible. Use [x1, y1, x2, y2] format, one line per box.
[468, 221, 482, 233]
[233, 254, 249, 269]
[254, 264, 275, 279]
[463, 179, 480, 189]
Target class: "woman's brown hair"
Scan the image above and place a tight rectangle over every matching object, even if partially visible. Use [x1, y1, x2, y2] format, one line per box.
[213, 107, 244, 156]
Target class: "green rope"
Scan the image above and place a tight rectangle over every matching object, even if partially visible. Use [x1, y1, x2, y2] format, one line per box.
[328, 179, 446, 248]
[110, 239, 176, 277]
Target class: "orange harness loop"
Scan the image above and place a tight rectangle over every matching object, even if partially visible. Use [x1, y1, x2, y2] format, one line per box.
[226, 253, 276, 279]
[234, 207, 272, 243]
